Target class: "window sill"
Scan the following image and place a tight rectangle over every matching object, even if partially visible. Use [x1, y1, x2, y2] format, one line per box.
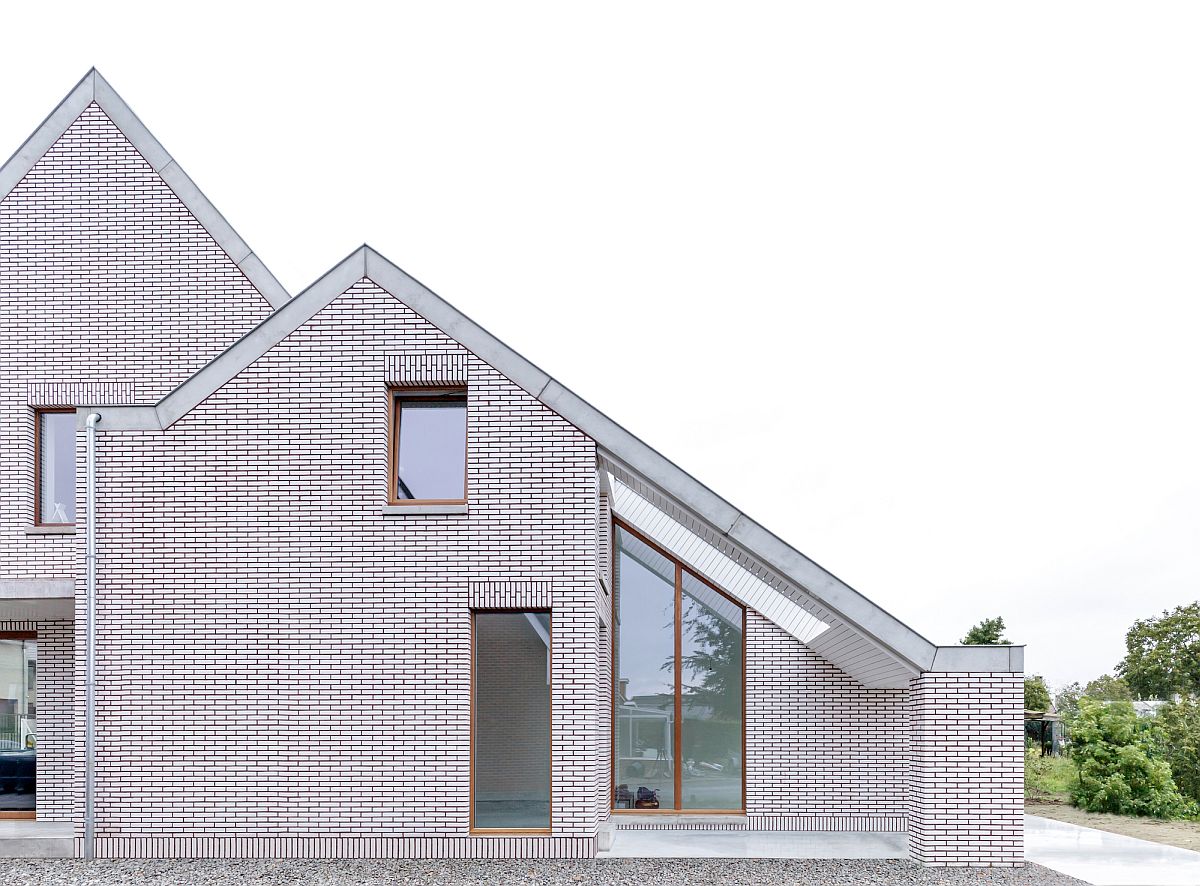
[382, 503, 468, 516]
[25, 525, 75, 535]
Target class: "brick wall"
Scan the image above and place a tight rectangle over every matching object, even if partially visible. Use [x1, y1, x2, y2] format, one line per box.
[745, 613, 909, 830]
[908, 672, 1024, 866]
[78, 279, 599, 857]
[0, 101, 273, 582]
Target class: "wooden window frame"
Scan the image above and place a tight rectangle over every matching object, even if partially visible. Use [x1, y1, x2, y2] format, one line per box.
[0, 631, 37, 820]
[33, 408, 75, 527]
[469, 608, 553, 836]
[386, 387, 468, 506]
[610, 517, 747, 815]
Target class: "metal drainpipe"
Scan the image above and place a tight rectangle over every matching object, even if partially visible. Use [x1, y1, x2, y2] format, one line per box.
[84, 412, 101, 860]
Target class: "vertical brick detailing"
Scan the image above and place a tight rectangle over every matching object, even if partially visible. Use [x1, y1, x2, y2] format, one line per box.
[27, 382, 137, 406]
[908, 672, 1024, 867]
[745, 614, 908, 821]
[385, 353, 468, 386]
[79, 836, 596, 859]
[467, 581, 552, 609]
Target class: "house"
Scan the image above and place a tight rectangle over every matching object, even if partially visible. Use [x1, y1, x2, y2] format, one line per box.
[0, 70, 1024, 866]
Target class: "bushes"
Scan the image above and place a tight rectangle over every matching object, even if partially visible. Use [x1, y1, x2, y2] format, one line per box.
[1160, 695, 1200, 804]
[1070, 698, 1192, 818]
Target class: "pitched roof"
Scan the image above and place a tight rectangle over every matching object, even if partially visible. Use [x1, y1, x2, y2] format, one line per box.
[0, 69, 289, 309]
[89, 244, 1023, 687]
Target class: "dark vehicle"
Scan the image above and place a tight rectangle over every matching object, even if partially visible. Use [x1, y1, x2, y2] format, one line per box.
[0, 743, 34, 795]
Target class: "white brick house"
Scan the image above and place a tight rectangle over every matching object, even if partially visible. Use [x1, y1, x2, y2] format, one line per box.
[0, 71, 1024, 866]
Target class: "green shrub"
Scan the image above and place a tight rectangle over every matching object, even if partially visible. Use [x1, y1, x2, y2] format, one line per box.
[1070, 697, 1192, 818]
[1159, 695, 1200, 803]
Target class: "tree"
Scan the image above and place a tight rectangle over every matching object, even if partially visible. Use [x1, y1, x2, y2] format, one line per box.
[962, 616, 1008, 645]
[1025, 675, 1051, 713]
[1084, 674, 1133, 702]
[1070, 698, 1191, 818]
[678, 599, 742, 721]
[1159, 696, 1200, 804]
[1117, 603, 1200, 699]
[1055, 682, 1083, 721]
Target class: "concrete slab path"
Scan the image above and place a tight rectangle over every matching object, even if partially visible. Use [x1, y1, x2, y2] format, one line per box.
[0, 820, 73, 858]
[1027, 814, 1200, 885]
[599, 828, 907, 858]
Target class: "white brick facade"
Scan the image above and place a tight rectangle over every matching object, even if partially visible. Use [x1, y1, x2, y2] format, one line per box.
[746, 614, 908, 829]
[908, 673, 1024, 866]
[0, 75, 1024, 865]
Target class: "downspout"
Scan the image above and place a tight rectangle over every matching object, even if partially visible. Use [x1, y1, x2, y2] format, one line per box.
[83, 412, 101, 860]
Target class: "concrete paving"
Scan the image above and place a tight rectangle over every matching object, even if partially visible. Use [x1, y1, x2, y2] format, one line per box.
[599, 828, 907, 858]
[1027, 814, 1200, 885]
[0, 820, 73, 857]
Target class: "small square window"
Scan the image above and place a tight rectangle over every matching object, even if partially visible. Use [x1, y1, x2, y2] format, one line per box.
[35, 409, 76, 525]
[389, 390, 467, 503]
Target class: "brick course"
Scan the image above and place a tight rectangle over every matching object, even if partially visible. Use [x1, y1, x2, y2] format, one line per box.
[745, 614, 909, 825]
[908, 672, 1024, 866]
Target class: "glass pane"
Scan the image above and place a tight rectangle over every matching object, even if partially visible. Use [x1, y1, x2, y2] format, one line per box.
[0, 638, 36, 812]
[613, 528, 675, 810]
[38, 412, 75, 523]
[473, 612, 551, 829]
[680, 571, 743, 810]
[395, 398, 466, 500]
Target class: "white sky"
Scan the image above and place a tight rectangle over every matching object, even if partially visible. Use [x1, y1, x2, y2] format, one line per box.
[4, 2, 1198, 694]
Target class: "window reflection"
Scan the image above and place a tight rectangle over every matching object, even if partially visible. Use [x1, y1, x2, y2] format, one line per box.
[0, 638, 36, 813]
[613, 529, 674, 809]
[680, 571, 743, 810]
[613, 525, 744, 812]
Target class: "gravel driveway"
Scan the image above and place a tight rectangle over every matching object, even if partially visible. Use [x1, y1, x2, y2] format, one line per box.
[4, 859, 1087, 885]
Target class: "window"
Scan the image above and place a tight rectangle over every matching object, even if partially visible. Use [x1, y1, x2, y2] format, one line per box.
[613, 522, 744, 812]
[35, 409, 75, 525]
[472, 611, 552, 832]
[389, 389, 467, 504]
[0, 633, 36, 817]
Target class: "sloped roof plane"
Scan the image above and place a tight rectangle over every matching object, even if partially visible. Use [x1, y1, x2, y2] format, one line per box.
[85, 243, 1023, 687]
[13, 71, 1020, 686]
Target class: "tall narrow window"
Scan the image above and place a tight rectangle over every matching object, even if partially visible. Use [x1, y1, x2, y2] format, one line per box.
[0, 633, 37, 818]
[472, 611, 551, 832]
[613, 523, 745, 812]
[389, 390, 467, 503]
[35, 409, 76, 525]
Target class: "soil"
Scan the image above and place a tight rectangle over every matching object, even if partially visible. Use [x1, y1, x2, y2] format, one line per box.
[1027, 799, 1200, 852]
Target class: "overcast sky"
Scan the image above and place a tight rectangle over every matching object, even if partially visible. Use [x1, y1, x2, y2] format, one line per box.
[4, 2, 1198, 693]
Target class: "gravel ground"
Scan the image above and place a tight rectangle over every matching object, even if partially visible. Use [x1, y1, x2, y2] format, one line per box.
[3, 859, 1088, 886]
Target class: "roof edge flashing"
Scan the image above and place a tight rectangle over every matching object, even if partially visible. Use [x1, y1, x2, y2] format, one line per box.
[2, 69, 290, 310]
[154, 245, 367, 427]
[928, 644, 1026, 674]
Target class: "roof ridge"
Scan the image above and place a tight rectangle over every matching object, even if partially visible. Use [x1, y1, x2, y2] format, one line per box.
[0, 69, 289, 310]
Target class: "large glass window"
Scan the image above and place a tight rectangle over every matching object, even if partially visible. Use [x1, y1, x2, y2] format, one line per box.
[390, 390, 467, 503]
[0, 635, 36, 815]
[36, 410, 75, 525]
[472, 611, 551, 831]
[613, 524, 744, 812]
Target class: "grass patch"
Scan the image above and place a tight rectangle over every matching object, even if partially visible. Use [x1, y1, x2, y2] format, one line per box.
[1025, 747, 1076, 802]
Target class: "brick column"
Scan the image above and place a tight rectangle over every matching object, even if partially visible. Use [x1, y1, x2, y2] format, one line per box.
[907, 672, 1023, 866]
